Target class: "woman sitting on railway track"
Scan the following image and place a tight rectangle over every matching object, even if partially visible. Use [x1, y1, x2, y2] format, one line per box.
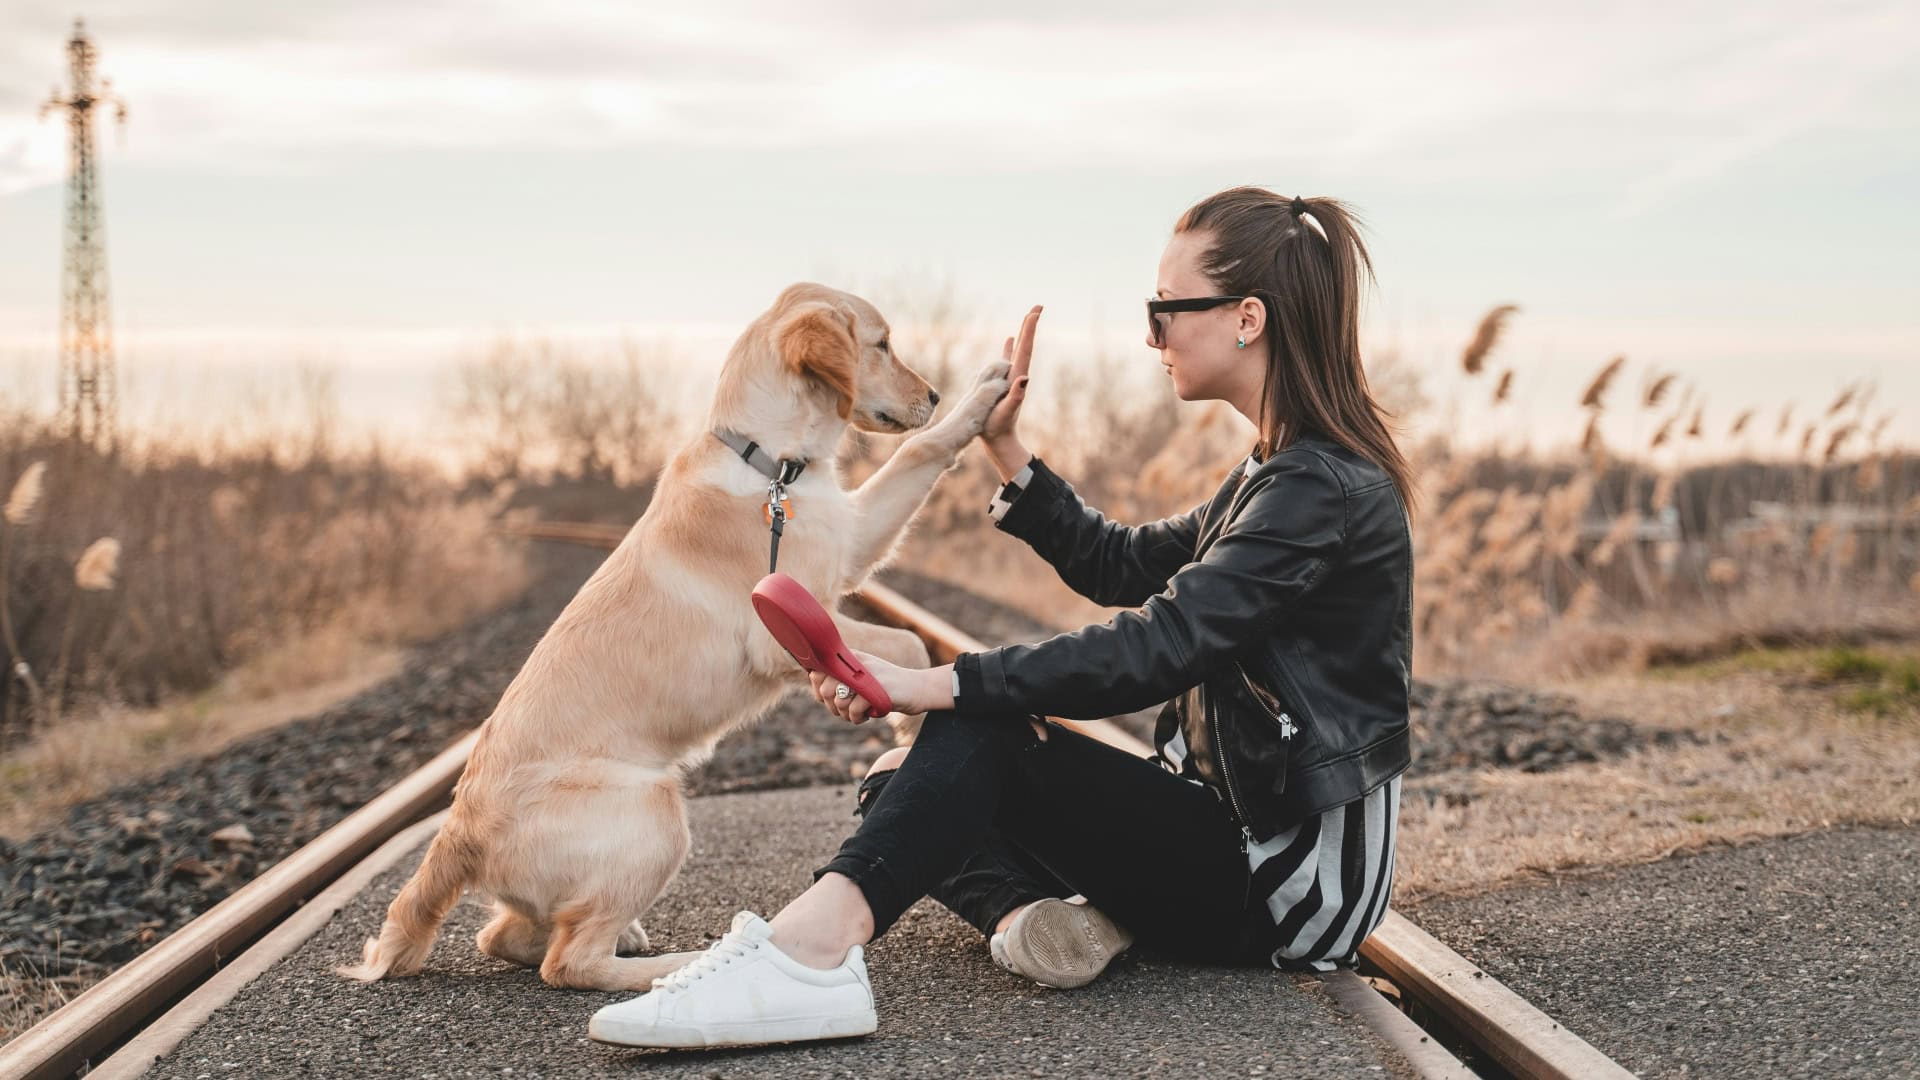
[590, 185, 1418, 1050]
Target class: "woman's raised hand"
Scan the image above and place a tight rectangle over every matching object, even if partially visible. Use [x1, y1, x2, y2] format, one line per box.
[981, 306, 1039, 449]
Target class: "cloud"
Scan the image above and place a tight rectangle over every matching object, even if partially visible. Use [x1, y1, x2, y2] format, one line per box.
[1605, 3, 1919, 218]
[3, 0, 1916, 205]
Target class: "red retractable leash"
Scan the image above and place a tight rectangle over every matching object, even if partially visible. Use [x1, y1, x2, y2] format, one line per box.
[752, 572, 894, 719]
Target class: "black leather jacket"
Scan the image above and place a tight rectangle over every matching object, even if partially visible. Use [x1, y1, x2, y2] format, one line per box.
[952, 429, 1413, 841]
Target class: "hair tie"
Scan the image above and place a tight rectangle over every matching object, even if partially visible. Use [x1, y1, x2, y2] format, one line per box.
[1290, 196, 1309, 216]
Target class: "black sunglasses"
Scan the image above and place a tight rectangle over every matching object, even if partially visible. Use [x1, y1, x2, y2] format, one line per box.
[1145, 295, 1248, 348]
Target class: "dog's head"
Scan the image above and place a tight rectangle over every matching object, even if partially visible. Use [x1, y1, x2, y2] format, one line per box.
[764, 283, 939, 434]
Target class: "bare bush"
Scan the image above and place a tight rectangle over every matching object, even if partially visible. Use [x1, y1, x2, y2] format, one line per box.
[441, 336, 682, 489]
[0, 375, 531, 751]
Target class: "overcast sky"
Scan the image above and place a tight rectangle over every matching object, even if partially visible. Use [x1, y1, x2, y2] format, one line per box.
[1, 1, 1915, 452]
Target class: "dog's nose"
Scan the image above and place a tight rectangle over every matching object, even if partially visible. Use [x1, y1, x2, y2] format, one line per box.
[928, 389, 940, 408]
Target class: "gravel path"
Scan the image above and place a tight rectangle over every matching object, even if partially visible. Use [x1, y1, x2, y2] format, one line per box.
[145, 786, 1411, 1079]
[1409, 825, 1919, 1079]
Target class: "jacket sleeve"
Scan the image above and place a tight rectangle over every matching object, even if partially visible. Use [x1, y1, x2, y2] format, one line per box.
[989, 455, 1214, 609]
[954, 451, 1345, 720]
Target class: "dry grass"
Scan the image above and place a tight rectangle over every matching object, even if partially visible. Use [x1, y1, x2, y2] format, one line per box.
[0, 335, 696, 834]
[1, 960, 86, 1044]
[0, 393, 544, 836]
[0, 622, 406, 838]
[1396, 646, 1920, 904]
[0, 418, 534, 747]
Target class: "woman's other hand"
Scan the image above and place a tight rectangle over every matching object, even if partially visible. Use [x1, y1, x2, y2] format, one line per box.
[981, 306, 1039, 479]
[807, 653, 953, 724]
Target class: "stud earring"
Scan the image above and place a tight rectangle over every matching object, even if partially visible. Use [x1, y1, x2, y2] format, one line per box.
[1236, 337, 1246, 349]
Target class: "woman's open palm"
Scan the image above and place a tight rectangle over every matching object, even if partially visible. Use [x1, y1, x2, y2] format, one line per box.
[982, 306, 1040, 444]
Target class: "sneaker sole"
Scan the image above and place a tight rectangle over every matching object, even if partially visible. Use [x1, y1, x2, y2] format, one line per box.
[1002, 899, 1132, 990]
[588, 1009, 877, 1049]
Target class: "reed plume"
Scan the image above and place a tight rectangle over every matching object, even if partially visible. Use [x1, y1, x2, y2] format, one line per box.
[1542, 474, 1595, 558]
[1643, 373, 1677, 409]
[1581, 415, 1603, 452]
[1729, 410, 1753, 437]
[1823, 425, 1855, 464]
[1827, 385, 1856, 417]
[1563, 580, 1603, 622]
[5, 462, 45, 526]
[74, 538, 120, 591]
[1492, 370, 1514, 404]
[1650, 415, 1675, 449]
[1461, 305, 1519, 375]
[1579, 357, 1624, 409]
[50, 537, 121, 721]
[1591, 511, 1641, 567]
[2, 461, 49, 727]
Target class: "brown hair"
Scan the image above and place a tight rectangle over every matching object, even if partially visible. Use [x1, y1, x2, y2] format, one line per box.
[1175, 186, 1417, 516]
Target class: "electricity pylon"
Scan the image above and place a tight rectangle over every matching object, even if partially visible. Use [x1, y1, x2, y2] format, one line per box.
[40, 18, 127, 456]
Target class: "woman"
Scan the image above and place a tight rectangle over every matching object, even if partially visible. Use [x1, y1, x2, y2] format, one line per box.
[589, 185, 1417, 1050]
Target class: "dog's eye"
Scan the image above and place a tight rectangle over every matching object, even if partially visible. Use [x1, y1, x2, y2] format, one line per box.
[877, 340, 890, 353]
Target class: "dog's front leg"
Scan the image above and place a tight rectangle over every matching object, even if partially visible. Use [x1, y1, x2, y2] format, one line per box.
[834, 617, 935, 745]
[842, 359, 1010, 584]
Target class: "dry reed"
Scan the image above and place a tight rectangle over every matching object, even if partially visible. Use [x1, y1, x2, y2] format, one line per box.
[1579, 356, 1624, 410]
[1460, 305, 1519, 375]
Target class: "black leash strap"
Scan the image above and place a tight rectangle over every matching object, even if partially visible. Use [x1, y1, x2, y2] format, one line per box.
[711, 429, 808, 575]
[764, 461, 802, 574]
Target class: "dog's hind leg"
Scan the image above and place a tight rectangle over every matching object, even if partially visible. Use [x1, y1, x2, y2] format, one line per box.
[616, 918, 650, 956]
[476, 905, 550, 968]
[538, 777, 692, 990]
[540, 905, 699, 991]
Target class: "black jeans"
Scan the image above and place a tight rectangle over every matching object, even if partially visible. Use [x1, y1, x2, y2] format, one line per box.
[813, 707, 1274, 964]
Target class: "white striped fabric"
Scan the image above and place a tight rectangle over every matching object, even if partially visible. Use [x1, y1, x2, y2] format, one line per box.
[1160, 728, 1401, 971]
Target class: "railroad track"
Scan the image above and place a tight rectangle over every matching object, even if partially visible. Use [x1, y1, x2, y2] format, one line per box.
[1, 519, 1634, 1080]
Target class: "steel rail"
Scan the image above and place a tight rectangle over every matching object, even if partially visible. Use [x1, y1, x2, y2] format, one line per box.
[0, 734, 478, 1080]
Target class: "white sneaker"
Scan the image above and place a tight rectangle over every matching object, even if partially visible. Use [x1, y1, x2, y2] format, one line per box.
[989, 897, 1134, 990]
[587, 911, 878, 1049]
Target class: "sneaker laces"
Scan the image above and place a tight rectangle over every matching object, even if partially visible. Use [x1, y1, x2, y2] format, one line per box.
[651, 917, 763, 993]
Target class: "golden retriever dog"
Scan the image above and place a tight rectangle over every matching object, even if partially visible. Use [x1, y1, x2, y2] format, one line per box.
[336, 282, 1010, 991]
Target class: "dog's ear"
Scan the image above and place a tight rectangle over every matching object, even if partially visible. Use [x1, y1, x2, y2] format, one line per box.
[774, 301, 858, 420]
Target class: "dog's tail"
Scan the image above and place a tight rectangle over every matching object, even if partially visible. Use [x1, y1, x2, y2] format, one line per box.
[335, 820, 482, 982]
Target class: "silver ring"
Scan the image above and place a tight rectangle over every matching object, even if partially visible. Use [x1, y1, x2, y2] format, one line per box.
[835, 685, 851, 700]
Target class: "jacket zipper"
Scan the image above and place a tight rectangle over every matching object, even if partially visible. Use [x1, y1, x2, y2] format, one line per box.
[1205, 686, 1254, 837]
[1235, 660, 1299, 740]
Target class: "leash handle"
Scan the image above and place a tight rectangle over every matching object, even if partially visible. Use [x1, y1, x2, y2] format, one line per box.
[751, 572, 894, 719]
